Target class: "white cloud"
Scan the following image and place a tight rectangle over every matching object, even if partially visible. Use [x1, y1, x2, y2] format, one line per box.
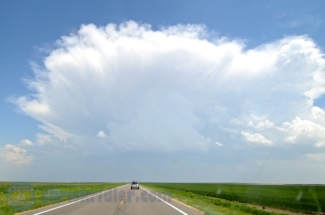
[36, 133, 52, 145]
[19, 139, 33, 146]
[12, 21, 325, 153]
[241, 132, 273, 145]
[38, 123, 73, 142]
[311, 106, 325, 122]
[304, 70, 325, 100]
[305, 152, 325, 161]
[96, 130, 107, 138]
[0, 144, 33, 165]
[247, 115, 274, 130]
[305, 87, 325, 101]
[281, 117, 325, 147]
[215, 141, 223, 147]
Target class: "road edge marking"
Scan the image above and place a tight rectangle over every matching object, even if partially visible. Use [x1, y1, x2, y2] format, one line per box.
[141, 187, 188, 215]
[33, 184, 126, 215]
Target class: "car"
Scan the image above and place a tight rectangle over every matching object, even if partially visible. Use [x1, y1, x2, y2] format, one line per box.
[130, 181, 140, 190]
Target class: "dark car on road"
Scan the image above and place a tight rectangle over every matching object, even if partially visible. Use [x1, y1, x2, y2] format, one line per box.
[131, 181, 139, 190]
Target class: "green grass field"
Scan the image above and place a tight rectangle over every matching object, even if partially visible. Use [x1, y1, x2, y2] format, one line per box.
[143, 183, 325, 214]
[0, 182, 123, 215]
[2, 182, 324, 215]
[142, 184, 283, 215]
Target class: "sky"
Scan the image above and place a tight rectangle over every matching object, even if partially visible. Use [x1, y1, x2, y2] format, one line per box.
[1, 0, 325, 183]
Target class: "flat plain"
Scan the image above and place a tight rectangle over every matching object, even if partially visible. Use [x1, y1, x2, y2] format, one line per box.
[143, 183, 325, 214]
[0, 182, 122, 215]
[2, 182, 325, 215]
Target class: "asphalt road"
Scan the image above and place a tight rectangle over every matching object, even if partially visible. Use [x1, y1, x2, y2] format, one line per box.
[18, 184, 202, 215]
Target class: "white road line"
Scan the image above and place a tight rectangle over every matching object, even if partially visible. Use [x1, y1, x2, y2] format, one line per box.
[34, 185, 125, 215]
[141, 187, 188, 215]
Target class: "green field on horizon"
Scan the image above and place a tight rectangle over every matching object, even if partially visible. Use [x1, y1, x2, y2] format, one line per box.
[143, 183, 325, 213]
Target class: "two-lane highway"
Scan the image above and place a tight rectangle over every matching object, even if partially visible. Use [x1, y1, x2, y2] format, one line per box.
[18, 184, 202, 215]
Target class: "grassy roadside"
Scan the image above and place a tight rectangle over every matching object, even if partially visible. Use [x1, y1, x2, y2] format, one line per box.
[0, 182, 124, 215]
[144, 183, 325, 214]
[142, 184, 285, 215]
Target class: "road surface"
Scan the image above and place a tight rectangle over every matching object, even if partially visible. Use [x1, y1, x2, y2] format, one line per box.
[18, 184, 202, 215]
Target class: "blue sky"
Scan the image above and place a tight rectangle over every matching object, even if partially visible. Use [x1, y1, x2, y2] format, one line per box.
[1, 0, 325, 183]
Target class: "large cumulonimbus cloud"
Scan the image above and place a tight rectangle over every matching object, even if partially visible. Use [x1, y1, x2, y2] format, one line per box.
[13, 21, 325, 153]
